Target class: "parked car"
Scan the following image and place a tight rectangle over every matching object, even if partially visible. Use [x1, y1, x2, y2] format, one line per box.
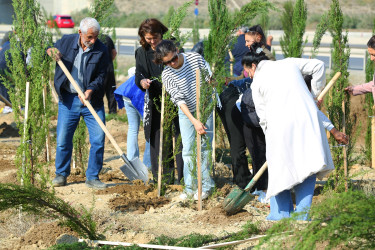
[47, 15, 75, 28]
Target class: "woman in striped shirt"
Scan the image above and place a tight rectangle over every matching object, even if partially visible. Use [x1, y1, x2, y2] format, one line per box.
[154, 40, 215, 200]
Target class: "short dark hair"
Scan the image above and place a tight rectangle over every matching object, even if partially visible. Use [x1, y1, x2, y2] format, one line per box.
[138, 18, 168, 49]
[241, 46, 269, 67]
[245, 24, 267, 46]
[154, 40, 178, 64]
[367, 35, 375, 49]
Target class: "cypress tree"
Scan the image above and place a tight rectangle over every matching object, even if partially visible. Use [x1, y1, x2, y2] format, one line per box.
[2, 0, 54, 187]
[313, 0, 352, 191]
[363, 20, 375, 164]
[280, 0, 307, 58]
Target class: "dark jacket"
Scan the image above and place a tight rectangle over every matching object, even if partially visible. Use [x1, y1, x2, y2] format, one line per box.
[241, 87, 260, 128]
[53, 34, 109, 108]
[135, 46, 163, 141]
[225, 35, 250, 76]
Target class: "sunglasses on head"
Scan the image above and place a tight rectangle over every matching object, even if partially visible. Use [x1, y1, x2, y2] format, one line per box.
[163, 53, 179, 65]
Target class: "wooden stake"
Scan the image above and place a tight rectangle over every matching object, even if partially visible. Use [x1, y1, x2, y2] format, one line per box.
[212, 108, 216, 178]
[342, 100, 348, 192]
[157, 85, 166, 197]
[196, 69, 202, 211]
[21, 81, 30, 186]
[228, 49, 234, 76]
[372, 105, 375, 169]
[42, 83, 51, 162]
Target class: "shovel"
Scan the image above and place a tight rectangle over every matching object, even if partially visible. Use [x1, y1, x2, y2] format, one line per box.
[57, 60, 149, 183]
[222, 162, 268, 214]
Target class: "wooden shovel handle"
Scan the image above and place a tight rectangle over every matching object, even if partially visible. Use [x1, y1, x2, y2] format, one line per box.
[317, 72, 341, 101]
[0, 93, 12, 107]
[244, 161, 268, 192]
[57, 60, 124, 157]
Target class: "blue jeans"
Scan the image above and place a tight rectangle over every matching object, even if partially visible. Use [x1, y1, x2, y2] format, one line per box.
[55, 92, 105, 181]
[267, 174, 317, 221]
[124, 99, 151, 168]
[179, 109, 215, 194]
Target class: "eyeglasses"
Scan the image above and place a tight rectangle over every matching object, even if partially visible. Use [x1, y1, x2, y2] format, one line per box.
[163, 53, 179, 66]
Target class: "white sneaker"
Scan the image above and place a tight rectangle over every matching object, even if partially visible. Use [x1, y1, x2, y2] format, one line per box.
[257, 190, 270, 204]
[179, 193, 191, 201]
[194, 191, 210, 201]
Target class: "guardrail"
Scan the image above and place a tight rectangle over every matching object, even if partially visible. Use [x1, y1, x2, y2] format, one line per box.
[1, 30, 370, 72]
[114, 38, 369, 71]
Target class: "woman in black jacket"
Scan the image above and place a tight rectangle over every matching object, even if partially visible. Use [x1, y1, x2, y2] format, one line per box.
[135, 18, 183, 184]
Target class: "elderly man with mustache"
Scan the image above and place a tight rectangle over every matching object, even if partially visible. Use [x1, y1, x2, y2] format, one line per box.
[47, 17, 109, 189]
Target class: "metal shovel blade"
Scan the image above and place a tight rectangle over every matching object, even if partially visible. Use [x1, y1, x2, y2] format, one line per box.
[222, 186, 254, 215]
[119, 154, 149, 183]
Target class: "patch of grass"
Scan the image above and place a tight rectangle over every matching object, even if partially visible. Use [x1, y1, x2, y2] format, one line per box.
[105, 113, 128, 123]
[258, 189, 375, 249]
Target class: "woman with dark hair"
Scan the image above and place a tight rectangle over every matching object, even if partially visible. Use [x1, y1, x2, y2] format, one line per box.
[244, 25, 275, 61]
[135, 18, 183, 184]
[242, 48, 335, 220]
[154, 40, 215, 200]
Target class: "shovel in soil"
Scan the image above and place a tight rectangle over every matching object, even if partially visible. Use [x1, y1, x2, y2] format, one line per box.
[57, 60, 149, 183]
[222, 162, 268, 214]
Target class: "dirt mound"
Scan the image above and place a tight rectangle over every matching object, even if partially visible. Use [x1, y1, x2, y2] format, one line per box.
[0, 122, 19, 138]
[194, 205, 254, 226]
[98, 181, 170, 213]
[20, 221, 79, 247]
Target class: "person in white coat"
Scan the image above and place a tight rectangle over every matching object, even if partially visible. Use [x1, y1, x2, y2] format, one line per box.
[242, 48, 335, 220]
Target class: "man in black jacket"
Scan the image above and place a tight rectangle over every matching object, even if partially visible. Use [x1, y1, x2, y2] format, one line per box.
[47, 17, 109, 189]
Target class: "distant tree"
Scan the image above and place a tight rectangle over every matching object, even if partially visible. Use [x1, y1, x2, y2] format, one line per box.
[280, 0, 307, 58]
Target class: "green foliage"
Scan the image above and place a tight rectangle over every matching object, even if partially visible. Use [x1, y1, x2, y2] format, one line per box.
[164, 1, 193, 49]
[163, 6, 175, 26]
[204, 0, 274, 91]
[280, 0, 307, 58]
[149, 233, 215, 248]
[363, 20, 375, 164]
[89, 0, 116, 36]
[0, 183, 101, 239]
[311, 13, 329, 58]
[258, 190, 375, 249]
[72, 119, 88, 177]
[312, 0, 353, 191]
[1, 0, 54, 187]
[326, 0, 352, 191]
[192, 16, 200, 45]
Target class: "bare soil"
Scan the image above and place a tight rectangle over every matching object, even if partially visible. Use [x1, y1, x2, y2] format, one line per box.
[0, 71, 374, 249]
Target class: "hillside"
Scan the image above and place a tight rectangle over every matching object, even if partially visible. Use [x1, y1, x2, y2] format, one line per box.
[114, 0, 375, 16]
[112, 0, 375, 30]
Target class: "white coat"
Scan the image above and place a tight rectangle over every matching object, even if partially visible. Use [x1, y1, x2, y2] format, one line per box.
[251, 58, 334, 199]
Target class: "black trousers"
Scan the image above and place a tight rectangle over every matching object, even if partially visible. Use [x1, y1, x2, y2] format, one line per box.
[104, 69, 117, 114]
[217, 87, 252, 189]
[243, 125, 268, 190]
[149, 104, 183, 184]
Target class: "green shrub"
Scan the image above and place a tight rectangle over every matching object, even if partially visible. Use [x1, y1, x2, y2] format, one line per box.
[258, 190, 375, 249]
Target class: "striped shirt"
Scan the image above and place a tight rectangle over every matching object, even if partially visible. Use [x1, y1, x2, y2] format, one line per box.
[162, 52, 211, 112]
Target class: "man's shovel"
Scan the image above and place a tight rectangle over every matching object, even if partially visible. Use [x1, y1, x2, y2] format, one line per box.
[57, 60, 149, 183]
[222, 162, 268, 214]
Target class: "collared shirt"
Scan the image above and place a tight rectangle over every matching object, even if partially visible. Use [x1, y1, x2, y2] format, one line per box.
[63, 38, 92, 93]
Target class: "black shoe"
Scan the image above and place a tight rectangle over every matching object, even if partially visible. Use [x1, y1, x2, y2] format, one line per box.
[85, 179, 108, 190]
[52, 175, 67, 187]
